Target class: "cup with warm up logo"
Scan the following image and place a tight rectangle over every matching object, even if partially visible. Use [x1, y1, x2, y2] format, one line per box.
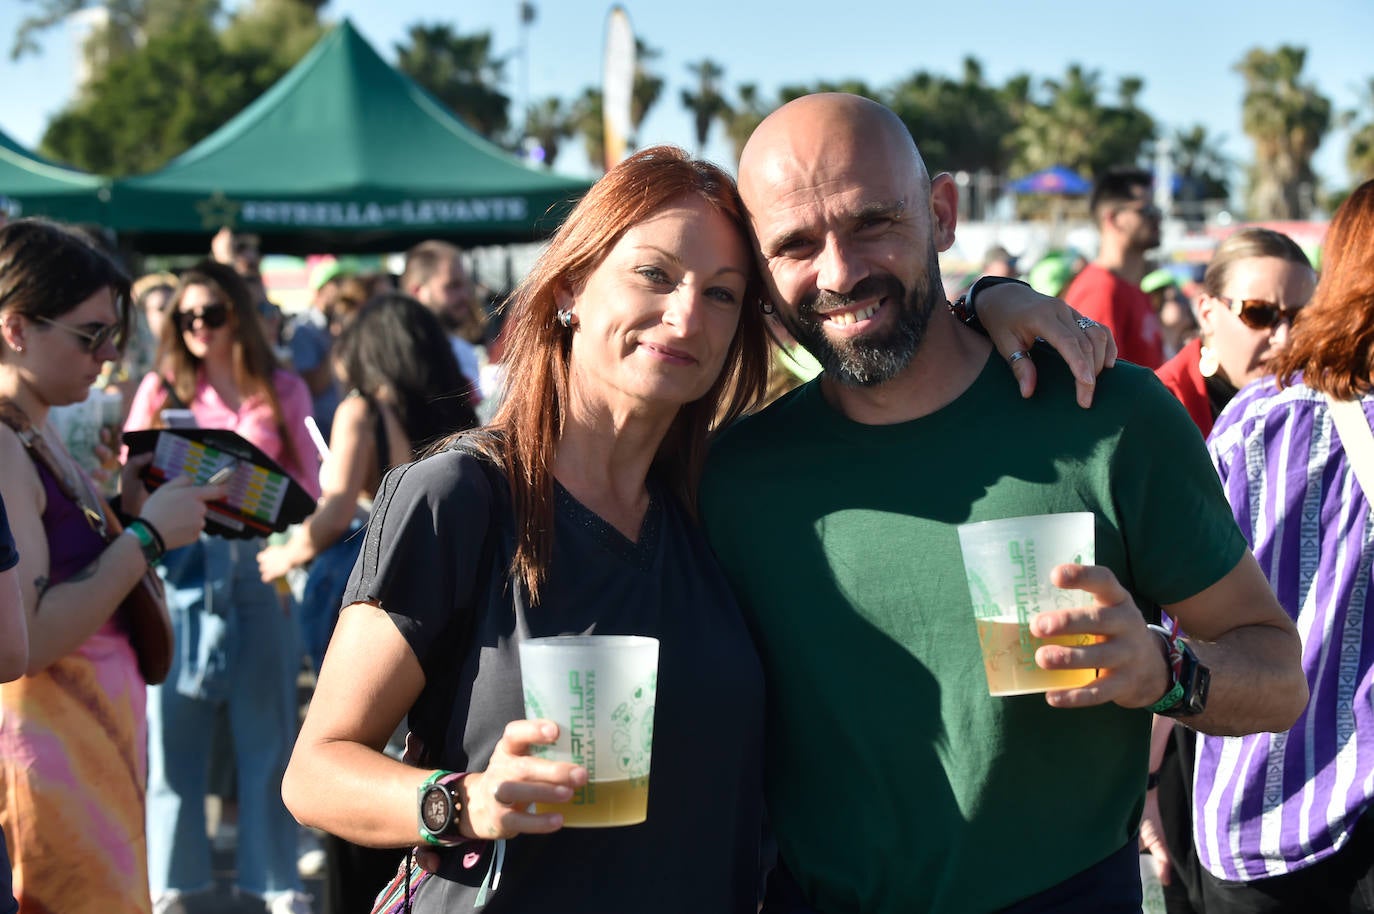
[957, 512, 1098, 696]
[517, 634, 659, 827]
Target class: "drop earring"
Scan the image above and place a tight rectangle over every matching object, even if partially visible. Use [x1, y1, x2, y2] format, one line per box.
[1198, 342, 1219, 378]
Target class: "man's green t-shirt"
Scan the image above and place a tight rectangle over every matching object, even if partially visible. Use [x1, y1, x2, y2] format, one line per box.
[700, 348, 1244, 913]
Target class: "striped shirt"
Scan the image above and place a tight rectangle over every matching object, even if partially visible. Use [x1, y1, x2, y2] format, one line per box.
[1195, 376, 1374, 880]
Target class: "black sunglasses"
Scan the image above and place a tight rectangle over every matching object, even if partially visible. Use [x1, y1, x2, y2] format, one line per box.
[1218, 296, 1304, 331]
[32, 315, 123, 354]
[175, 302, 231, 333]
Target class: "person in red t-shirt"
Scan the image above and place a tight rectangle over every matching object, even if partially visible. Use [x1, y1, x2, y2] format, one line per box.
[1064, 168, 1166, 368]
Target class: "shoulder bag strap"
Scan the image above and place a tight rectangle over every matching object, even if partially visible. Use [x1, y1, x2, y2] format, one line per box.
[0, 398, 110, 536]
[1326, 394, 1374, 498]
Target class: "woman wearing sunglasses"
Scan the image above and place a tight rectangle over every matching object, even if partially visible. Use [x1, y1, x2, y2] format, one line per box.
[124, 259, 321, 914]
[1155, 228, 1316, 438]
[0, 219, 222, 914]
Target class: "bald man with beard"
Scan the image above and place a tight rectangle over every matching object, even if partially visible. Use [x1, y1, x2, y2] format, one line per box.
[699, 94, 1305, 914]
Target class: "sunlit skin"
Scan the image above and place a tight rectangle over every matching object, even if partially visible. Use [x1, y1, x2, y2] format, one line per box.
[1197, 256, 1316, 388]
[560, 196, 750, 422]
[24, 287, 121, 407]
[177, 283, 234, 365]
[413, 256, 475, 331]
[1111, 186, 1162, 253]
[142, 287, 171, 345]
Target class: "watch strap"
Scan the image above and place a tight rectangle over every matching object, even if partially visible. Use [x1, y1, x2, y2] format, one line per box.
[948, 275, 1030, 336]
[1146, 622, 1208, 716]
[418, 770, 466, 846]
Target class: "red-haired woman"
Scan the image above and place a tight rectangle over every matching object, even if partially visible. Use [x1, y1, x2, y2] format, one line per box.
[124, 260, 320, 914]
[282, 147, 1109, 913]
[1188, 180, 1374, 910]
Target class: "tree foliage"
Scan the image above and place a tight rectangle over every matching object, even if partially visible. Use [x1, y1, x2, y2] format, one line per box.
[1011, 64, 1155, 178]
[680, 58, 728, 155]
[1235, 45, 1332, 218]
[571, 87, 605, 174]
[1344, 77, 1374, 186]
[40, 13, 297, 175]
[394, 22, 510, 142]
[523, 96, 574, 169]
[886, 58, 1016, 175]
[1172, 124, 1232, 203]
[720, 83, 773, 164]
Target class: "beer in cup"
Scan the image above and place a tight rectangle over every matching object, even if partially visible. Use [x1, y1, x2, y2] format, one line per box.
[957, 512, 1097, 696]
[518, 635, 658, 827]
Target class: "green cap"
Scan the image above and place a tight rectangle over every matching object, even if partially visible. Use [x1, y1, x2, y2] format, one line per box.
[1027, 255, 1073, 298]
[1140, 269, 1179, 295]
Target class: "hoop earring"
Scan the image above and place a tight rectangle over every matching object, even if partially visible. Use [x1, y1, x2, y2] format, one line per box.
[1198, 343, 1219, 378]
[555, 309, 576, 329]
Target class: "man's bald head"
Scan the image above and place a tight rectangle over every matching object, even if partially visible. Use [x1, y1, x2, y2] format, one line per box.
[738, 93, 929, 213]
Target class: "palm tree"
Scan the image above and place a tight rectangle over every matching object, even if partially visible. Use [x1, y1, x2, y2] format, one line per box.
[1010, 64, 1153, 178]
[720, 83, 772, 164]
[1345, 78, 1374, 185]
[1235, 45, 1332, 219]
[395, 22, 511, 141]
[629, 38, 664, 143]
[1172, 124, 1232, 202]
[571, 87, 606, 174]
[681, 58, 728, 156]
[523, 96, 573, 169]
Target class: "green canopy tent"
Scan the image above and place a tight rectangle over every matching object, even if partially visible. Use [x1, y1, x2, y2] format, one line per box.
[107, 20, 591, 254]
[0, 127, 110, 225]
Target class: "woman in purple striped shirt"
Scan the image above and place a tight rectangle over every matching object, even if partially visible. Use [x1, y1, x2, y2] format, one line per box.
[1195, 179, 1374, 913]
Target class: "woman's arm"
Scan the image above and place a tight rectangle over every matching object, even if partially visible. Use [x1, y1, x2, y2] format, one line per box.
[284, 602, 585, 846]
[277, 370, 322, 499]
[0, 565, 24, 681]
[0, 429, 222, 674]
[258, 395, 373, 581]
[0, 492, 27, 681]
[965, 279, 1118, 409]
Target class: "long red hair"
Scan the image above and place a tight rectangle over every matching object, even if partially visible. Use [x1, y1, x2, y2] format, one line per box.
[468, 146, 770, 603]
[1271, 179, 1374, 398]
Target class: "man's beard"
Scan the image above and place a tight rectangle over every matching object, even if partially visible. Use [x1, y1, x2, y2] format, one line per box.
[778, 245, 944, 388]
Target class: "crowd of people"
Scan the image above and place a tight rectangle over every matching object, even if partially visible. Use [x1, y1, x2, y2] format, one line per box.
[0, 89, 1369, 914]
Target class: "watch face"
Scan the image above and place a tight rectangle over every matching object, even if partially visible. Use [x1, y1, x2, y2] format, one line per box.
[420, 785, 451, 833]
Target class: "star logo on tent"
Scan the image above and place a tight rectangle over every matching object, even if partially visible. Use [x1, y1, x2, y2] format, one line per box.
[196, 192, 242, 230]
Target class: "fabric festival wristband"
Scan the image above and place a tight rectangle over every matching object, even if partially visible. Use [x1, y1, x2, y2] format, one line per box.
[124, 520, 163, 565]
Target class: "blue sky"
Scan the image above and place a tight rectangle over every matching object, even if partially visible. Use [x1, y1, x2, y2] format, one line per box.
[1, 0, 1370, 189]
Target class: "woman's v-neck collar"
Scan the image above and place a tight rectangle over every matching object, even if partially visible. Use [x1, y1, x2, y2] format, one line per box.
[554, 479, 663, 570]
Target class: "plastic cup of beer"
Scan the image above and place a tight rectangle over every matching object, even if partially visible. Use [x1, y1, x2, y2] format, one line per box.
[957, 512, 1097, 696]
[517, 634, 658, 827]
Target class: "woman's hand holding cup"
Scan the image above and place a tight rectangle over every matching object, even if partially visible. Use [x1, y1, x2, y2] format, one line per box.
[459, 719, 587, 841]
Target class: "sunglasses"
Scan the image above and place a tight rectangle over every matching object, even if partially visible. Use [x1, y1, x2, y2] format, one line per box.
[175, 302, 230, 333]
[1217, 296, 1304, 331]
[1116, 202, 1161, 219]
[32, 315, 123, 354]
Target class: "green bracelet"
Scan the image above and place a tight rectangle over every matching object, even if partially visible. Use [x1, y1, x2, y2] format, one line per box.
[1147, 681, 1185, 715]
[124, 520, 163, 565]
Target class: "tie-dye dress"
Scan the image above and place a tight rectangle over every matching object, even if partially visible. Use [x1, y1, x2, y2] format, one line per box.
[0, 462, 151, 914]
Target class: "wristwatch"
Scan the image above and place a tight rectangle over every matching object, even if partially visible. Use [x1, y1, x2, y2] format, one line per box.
[948, 275, 1030, 335]
[417, 770, 466, 846]
[1146, 624, 1210, 717]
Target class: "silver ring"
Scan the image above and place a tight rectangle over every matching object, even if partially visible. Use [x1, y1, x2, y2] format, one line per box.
[1008, 350, 1030, 365]
[1076, 317, 1098, 332]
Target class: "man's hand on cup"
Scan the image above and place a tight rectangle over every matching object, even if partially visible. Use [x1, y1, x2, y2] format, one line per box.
[1028, 563, 1170, 710]
[459, 719, 587, 841]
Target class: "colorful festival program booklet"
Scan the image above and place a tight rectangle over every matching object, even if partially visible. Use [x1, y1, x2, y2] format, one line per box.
[122, 428, 315, 539]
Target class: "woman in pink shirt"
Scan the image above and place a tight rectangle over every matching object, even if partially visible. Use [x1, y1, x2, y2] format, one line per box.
[124, 259, 320, 914]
